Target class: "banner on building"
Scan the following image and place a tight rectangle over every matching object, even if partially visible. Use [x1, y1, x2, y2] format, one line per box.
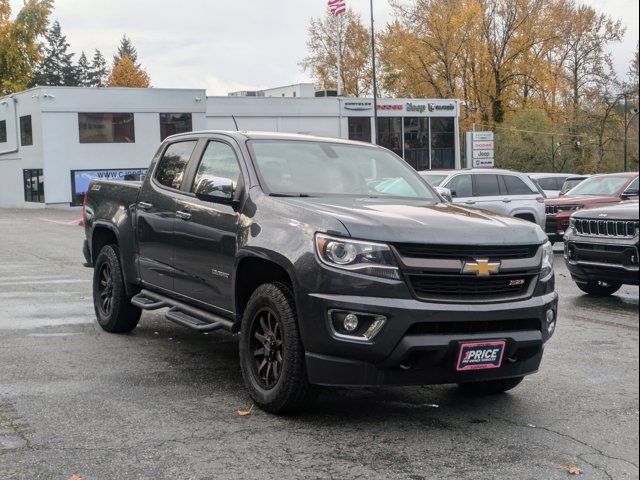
[70, 168, 148, 206]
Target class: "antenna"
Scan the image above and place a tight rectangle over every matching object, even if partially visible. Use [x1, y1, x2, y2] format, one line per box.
[231, 115, 239, 131]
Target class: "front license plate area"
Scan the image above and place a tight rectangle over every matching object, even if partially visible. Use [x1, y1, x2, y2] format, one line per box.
[457, 341, 506, 372]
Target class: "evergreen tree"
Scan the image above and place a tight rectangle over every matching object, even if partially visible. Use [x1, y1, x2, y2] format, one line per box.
[77, 51, 91, 87]
[114, 35, 138, 65]
[107, 54, 150, 88]
[89, 49, 109, 87]
[30, 20, 79, 86]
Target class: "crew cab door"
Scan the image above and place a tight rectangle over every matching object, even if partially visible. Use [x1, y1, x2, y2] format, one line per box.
[471, 173, 510, 216]
[443, 174, 475, 206]
[136, 140, 198, 291]
[172, 138, 244, 312]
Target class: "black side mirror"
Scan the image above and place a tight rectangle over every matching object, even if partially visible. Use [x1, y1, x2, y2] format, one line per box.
[450, 190, 458, 198]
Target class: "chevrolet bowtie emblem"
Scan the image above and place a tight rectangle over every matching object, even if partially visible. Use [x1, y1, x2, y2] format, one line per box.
[462, 259, 501, 276]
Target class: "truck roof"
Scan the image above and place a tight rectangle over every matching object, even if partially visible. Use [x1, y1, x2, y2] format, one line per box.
[166, 130, 373, 146]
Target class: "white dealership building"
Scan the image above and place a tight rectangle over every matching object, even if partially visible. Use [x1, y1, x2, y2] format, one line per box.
[0, 85, 461, 208]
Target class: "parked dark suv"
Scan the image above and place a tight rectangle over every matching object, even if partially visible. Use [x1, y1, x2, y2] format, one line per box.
[83, 131, 558, 413]
[565, 201, 639, 296]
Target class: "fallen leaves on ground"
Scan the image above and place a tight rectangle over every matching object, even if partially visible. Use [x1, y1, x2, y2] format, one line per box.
[68, 475, 84, 480]
[237, 405, 254, 417]
[567, 465, 582, 475]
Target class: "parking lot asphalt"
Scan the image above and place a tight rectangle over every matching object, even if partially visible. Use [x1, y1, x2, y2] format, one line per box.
[0, 208, 638, 480]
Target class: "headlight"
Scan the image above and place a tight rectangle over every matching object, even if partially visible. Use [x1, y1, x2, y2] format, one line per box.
[540, 241, 554, 281]
[559, 205, 583, 211]
[315, 233, 400, 280]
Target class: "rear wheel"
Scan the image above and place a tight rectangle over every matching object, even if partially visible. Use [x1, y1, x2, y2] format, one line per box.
[239, 282, 317, 413]
[458, 376, 524, 395]
[576, 280, 622, 297]
[93, 245, 141, 333]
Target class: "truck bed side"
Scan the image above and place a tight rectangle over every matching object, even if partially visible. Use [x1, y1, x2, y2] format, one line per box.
[85, 179, 142, 291]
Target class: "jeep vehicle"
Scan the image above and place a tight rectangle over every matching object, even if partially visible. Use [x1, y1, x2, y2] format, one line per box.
[419, 169, 546, 227]
[564, 201, 639, 296]
[83, 131, 558, 413]
[545, 172, 639, 244]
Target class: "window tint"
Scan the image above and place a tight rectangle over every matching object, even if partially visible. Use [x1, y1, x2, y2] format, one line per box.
[445, 174, 473, 197]
[376, 117, 403, 158]
[192, 141, 242, 197]
[0, 120, 6, 143]
[154, 141, 197, 190]
[502, 175, 536, 195]
[79, 113, 135, 143]
[430, 117, 455, 169]
[20, 115, 33, 146]
[474, 174, 501, 196]
[348, 117, 371, 143]
[160, 113, 193, 141]
[404, 117, 429, 171]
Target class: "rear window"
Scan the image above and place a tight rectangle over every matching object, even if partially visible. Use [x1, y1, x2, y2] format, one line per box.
[474, 174, 501, 196]
[502, 175, 537, 195]
[537, 177, 565, 191]
[154, 141, 197, 190]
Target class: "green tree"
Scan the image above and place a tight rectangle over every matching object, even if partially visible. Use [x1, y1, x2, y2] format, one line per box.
[77, 51, 91, 86]
[31, 20, 79, 86]
[114, 35, 138, 65]
[89, 49, 109, 87]
[0, 0, 53, 95]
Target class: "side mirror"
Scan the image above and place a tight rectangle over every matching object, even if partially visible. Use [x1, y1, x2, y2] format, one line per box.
[559, 191, 565, 196]
[435, 186, 453, 202]
[194, 175, 236, 203]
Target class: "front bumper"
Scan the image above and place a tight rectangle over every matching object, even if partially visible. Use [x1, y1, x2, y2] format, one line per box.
[300, 290, 558, 387]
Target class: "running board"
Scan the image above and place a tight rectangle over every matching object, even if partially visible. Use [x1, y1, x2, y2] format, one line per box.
[131, 289, 235, 333]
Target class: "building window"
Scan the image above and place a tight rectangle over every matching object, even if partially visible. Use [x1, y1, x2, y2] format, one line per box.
[23, 169, 44, 203]
[159, 113, 193, 141]
[0, 120, 6, 143]
[376, 117, 403, 158]
[78, 113, 135, 143]
[348, 117, 372, 143]
[404, 117, 430, 171]
[430, 118, 455, 169]
[20, 115, 33, 146]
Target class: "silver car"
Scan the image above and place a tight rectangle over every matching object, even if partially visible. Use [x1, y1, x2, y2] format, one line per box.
[421, 169, 546, 227]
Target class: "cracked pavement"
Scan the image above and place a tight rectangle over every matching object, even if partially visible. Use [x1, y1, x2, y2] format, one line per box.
[0, 208, 638, 479]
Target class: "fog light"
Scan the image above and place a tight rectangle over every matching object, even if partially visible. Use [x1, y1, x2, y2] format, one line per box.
[343, 314, 359, 332]
[546, 309, 556, 336]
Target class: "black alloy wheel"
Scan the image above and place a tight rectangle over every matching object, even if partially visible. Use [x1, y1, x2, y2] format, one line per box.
[250, 308, 284, 389]
[97, 262, 114, 315]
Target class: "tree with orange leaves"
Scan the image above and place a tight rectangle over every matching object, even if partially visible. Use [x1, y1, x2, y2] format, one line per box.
[107, 54, 150, 88]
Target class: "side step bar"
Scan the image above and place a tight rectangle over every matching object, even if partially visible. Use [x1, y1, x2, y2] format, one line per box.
[131, 289, 235, 333]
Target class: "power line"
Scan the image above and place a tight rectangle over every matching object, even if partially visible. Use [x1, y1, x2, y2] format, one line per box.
[473, 123, 639, 143]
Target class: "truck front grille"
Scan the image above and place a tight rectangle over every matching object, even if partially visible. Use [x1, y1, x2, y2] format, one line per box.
[546, 205, 559, 214]
[393, 243, 538, 260]
[406, 318, 541, 335]
[574, 218, 639, 238]
[407, 273, 535, 303]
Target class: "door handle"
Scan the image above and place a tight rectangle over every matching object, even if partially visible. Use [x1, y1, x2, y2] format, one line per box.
[176, 210, 192, 221]
[138, 202, 153, 211]
[502, 198, 512, 203]
[464, 200, 476, 205]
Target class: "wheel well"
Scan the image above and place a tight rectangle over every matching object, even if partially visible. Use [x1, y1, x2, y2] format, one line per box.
[92, 227, 118, 263]
[235, 257, 292, 318]
[514, 213, 536, 223]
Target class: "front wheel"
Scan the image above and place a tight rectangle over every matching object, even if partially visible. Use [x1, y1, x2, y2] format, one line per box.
[93, 245, 141, 333]
[239, 282, 318, 413]
[458, 376, 524, 395]
[576, 280, 622, 297]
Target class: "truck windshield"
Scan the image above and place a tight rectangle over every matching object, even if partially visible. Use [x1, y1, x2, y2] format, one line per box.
[567, 176, 630, 196]
[248, 140, 437, 200]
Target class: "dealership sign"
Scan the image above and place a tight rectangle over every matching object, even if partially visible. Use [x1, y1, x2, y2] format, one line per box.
[70, 168, 148, 206]
[343, 101, 373, 111]
[465, 131, 494, 168]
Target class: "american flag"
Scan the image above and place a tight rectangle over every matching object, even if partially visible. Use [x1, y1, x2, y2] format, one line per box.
[328, 0, 346, 15]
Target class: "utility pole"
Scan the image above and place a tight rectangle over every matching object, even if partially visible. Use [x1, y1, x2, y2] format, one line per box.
[369, 0, 379, 144]
[623, 93, 628, 172]
[551, 135, 555, 173]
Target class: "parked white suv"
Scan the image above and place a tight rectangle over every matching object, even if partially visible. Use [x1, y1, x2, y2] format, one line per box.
[420, 169, 546, 227]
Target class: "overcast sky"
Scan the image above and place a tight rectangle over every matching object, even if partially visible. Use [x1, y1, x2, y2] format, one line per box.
[10, 0, 639, 96]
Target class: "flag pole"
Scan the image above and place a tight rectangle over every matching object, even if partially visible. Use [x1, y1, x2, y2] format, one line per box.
[369, 0, 378, 144]
[337, 15, 343, 96]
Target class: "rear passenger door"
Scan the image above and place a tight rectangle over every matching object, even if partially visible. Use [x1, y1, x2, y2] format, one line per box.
[137, 140, 198, 291]
[471, 174, 508, 215]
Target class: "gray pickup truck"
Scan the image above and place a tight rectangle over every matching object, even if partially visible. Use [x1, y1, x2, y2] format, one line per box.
[82, 131, 558, 413]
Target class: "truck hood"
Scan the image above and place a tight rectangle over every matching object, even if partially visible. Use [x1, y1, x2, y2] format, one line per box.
[546, 194, 617, 206]
[280, 197, 546, 245]
[572, 201, 639, 221]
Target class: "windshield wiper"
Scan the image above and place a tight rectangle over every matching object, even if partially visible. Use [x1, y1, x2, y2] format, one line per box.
[269, 193, 313, 198]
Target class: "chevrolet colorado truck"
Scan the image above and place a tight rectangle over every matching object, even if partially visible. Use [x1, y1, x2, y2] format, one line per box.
[544, 172, 639, 244]
[82, 131, 558, 413]
[565, 200, 639, 296]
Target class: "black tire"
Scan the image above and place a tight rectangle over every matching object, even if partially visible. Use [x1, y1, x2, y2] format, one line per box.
[576, 280, 622, 297]
[93, 244, 141, 333]
[239, 282, 318, 413]
[458, 376, 524, 395]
